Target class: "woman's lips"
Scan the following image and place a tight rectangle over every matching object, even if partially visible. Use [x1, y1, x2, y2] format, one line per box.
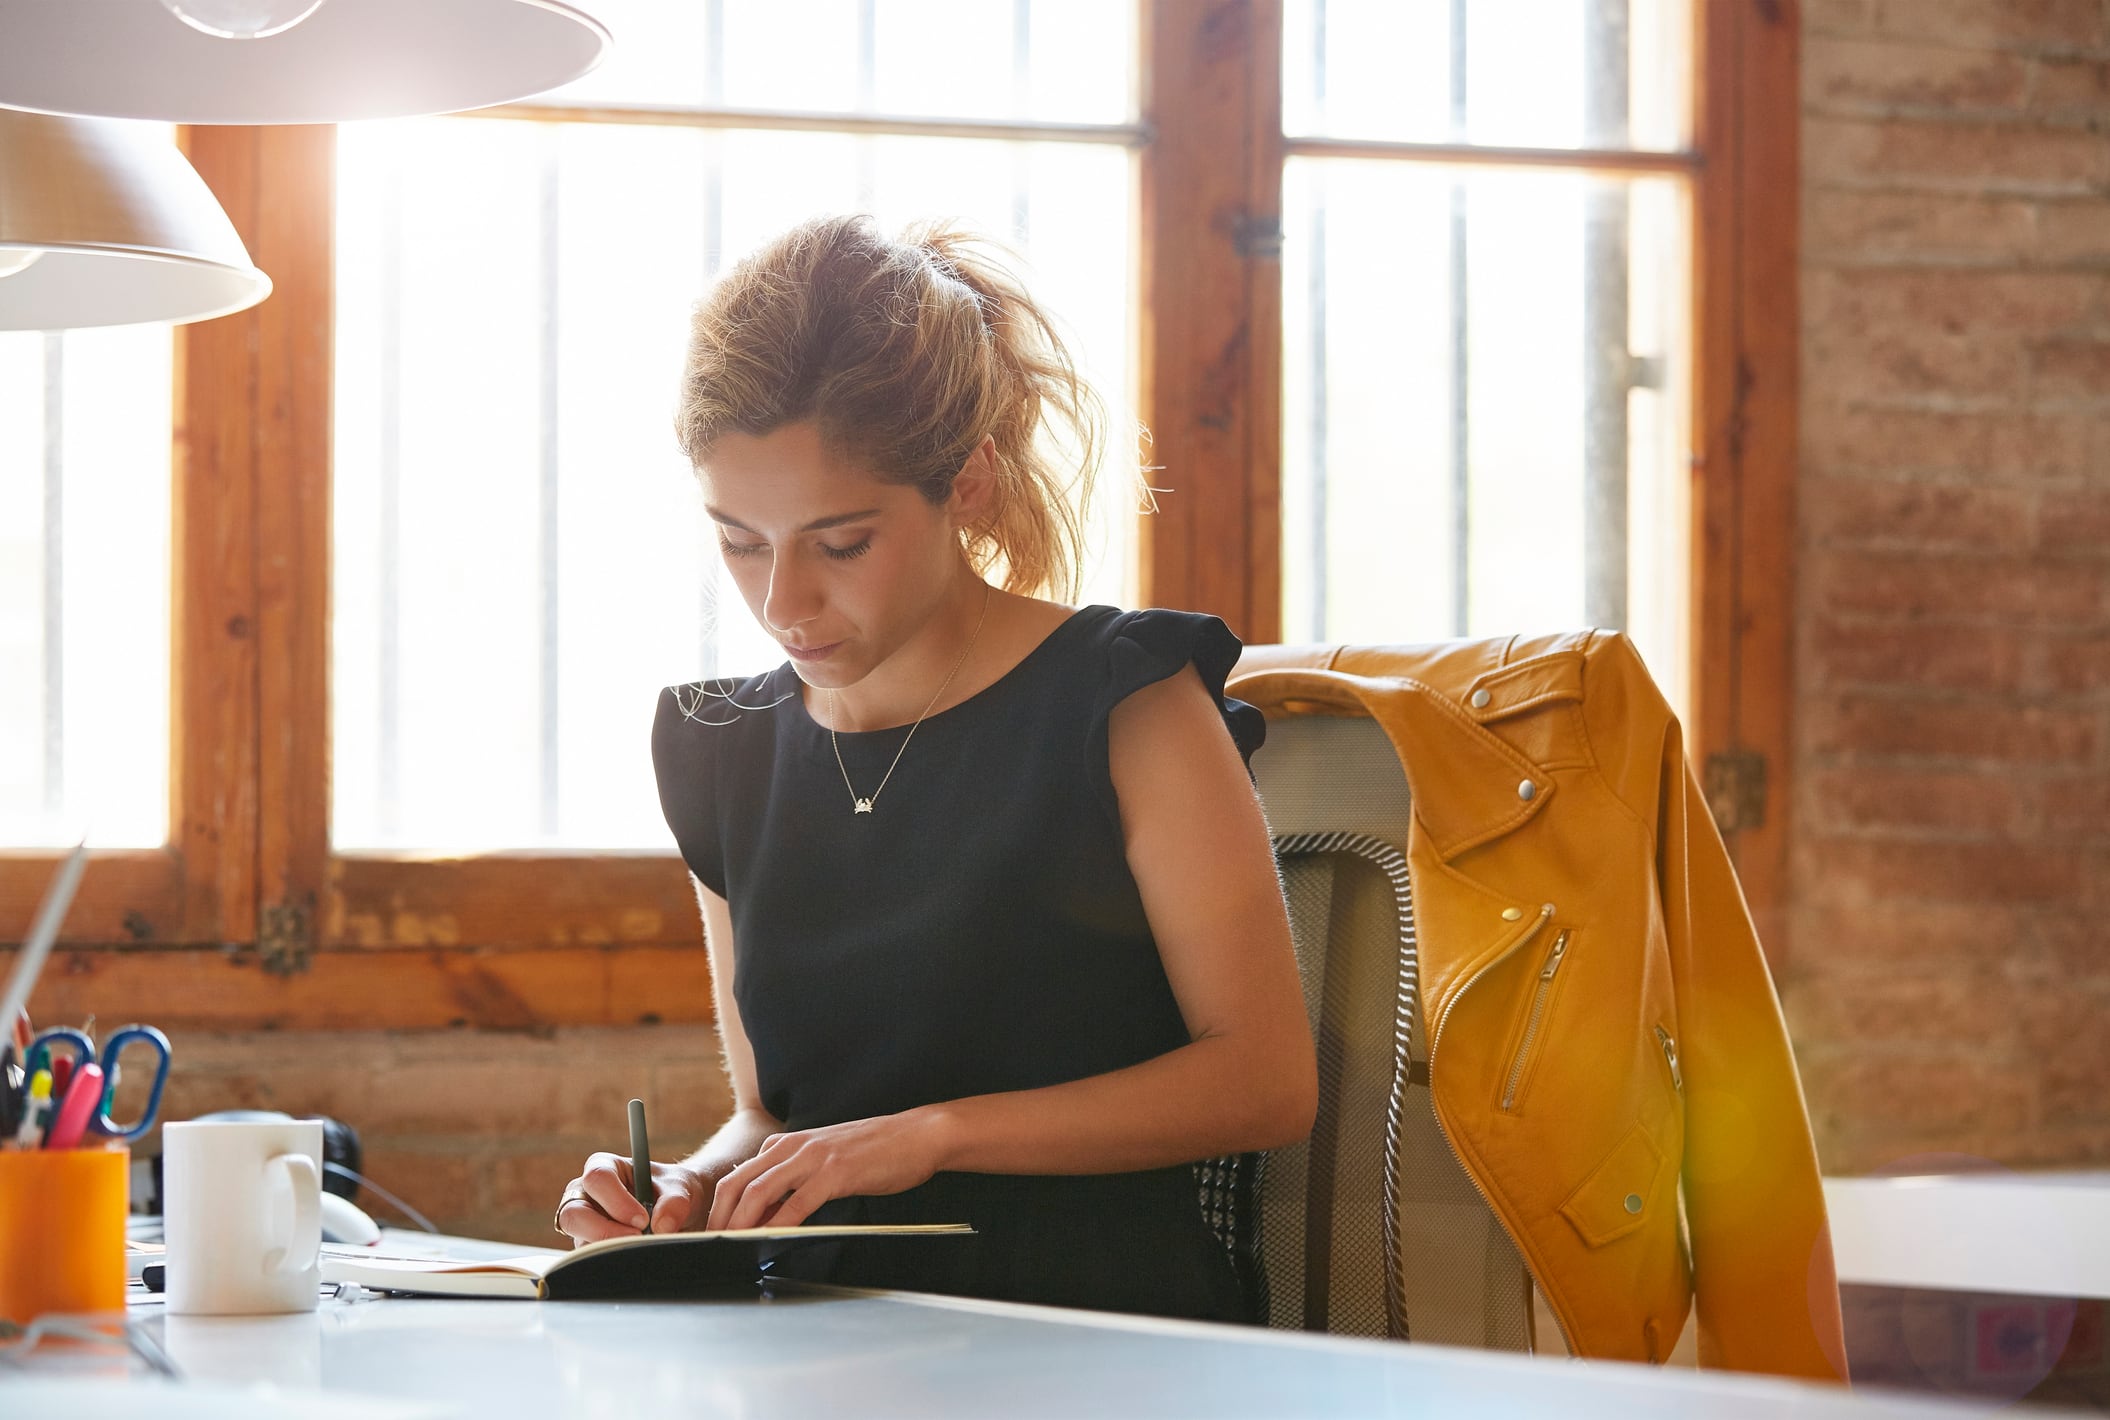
[783, 641, 842, 663]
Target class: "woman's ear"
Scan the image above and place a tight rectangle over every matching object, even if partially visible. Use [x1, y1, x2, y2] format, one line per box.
[948, 435, 1000, 531]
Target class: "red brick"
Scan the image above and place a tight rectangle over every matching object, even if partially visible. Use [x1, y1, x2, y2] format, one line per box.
[1808, 329, 2025, 399]
[1805, 38, 2031, 109]
[2018, 988, 2110, 1123]
[2041, 773, 2110, 838]
[2032, 56, 2110, 112]
[1808, 0, 1878, 36]
[2036, 200, 2110, 265]
[1804, 116, 2110, 192]
[1806, 267, 2102, 335]
[1804, 190, 2037, 262]
[2045, 633, 2110, 692]
[1783, 968, 2018, 1046]
[1805, 838, 2082, 904]
[1812, 550, 2103, 621]
[1804, 478, 2033, 552]
[646, 1058, 734, 1138]
[1788, 901, 2058, 972]
[1803, 406, 1995, 477]
[1797, 1049, 2036, 1138]
[488, 1147, 593, 1215]
[2029, 333, 2110, 400]
[1869, 0, 2105, 51]
[1805, 765, 2024, 835]
[354, 1144, 482, 1226]
[2039, 488, 2110, 557]
[1812, 621, 2025, 692]
[1983, 411, 2110, 482]
[1805, 694, 2100, 762]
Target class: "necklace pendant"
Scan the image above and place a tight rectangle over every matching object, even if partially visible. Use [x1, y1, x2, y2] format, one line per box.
[854, 798, 874, 814]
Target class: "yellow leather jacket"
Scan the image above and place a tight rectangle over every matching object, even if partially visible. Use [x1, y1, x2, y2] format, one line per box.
[1231, 630, 1847, 1381]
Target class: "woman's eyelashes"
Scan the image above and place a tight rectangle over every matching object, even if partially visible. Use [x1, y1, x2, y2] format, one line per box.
[715, 534, 873, 562]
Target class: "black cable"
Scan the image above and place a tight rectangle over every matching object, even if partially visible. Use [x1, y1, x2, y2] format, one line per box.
[323, 1160, 439, 1234]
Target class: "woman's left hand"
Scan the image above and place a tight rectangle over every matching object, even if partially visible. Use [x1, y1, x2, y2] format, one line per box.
[704, 1107, 951, 1231]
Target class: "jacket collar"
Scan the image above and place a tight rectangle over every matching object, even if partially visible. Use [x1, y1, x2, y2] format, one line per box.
[1230, 644, 1586, 862]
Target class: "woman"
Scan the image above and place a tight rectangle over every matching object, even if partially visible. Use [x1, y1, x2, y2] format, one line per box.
[556, 215, 1314, 1324]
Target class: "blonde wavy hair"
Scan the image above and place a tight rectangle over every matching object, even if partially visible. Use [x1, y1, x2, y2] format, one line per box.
[675, 215, 1113, 603]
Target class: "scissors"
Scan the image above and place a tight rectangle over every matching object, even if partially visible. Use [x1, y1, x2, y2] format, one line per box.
[25, 1023, 171, 1142]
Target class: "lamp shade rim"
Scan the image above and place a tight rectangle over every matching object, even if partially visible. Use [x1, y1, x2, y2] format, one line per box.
[0, 0, 612, 124]
[0, 247, 273, 331]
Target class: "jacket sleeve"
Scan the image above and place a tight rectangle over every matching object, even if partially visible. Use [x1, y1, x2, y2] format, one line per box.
[1597, 633, 1849, 1381]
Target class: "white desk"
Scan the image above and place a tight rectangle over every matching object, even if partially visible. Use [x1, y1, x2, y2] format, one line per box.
[1825, 1172, 2110, 1300]
[0, 1277, 2031, 1419]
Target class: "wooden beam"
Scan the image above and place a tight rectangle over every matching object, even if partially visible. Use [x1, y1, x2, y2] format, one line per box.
[171, 127, 264, 946]
[0, 850, 186, 945]
[330, 855, 702, 953]
[251, 126, 336, 973]
[1690, 0, 1799, 963]
[9, 943, 712, 1031]
[1137, 0, 1283, 642]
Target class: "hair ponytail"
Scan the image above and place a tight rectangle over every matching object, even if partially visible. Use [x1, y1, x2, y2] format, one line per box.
[676, 214, 1115, 601]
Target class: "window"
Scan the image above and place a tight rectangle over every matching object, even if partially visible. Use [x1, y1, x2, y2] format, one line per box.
[330, 0, 1138, 851]
[4, 1, 1795, 1032]
[0, 327, 173, 848]
[1279, 0, 1693, 705]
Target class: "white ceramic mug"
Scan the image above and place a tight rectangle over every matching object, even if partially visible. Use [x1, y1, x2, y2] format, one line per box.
[163, 1118, 323, 1316]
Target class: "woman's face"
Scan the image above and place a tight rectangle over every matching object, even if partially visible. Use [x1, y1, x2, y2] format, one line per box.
[698, 420, 972, 689]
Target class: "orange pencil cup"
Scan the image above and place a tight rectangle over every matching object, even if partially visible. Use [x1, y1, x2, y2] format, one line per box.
[0, 1144, 129, 1324]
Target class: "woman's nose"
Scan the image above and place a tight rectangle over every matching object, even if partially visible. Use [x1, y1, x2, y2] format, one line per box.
[762, 554, 823, 633]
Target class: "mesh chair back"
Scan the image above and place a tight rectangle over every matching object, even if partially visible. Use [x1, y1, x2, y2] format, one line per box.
[1243, 714, 1535, 1349]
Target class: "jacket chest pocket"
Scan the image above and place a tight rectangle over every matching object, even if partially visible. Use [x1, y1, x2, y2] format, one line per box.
[1497, 928, 1573, 1113]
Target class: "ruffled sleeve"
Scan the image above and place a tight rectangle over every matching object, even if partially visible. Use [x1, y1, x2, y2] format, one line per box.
[1084, 608, 1267, 828]
[653, 683, 728, 899]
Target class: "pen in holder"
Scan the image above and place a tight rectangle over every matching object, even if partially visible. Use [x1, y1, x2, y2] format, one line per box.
[0, 1143, 129, 1325]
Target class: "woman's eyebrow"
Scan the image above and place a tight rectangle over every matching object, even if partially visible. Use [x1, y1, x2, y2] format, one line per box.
[706, 507, 883, 534]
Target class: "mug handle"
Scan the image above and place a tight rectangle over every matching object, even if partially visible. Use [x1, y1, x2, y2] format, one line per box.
[264, 1153, 322, 1275]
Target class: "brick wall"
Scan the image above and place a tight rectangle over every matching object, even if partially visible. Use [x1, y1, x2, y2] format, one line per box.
[1790, 0, 2110, 1174]
[142, 1026, 731, 1247]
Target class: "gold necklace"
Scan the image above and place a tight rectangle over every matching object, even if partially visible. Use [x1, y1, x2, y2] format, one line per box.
[827, 581, 993, 816]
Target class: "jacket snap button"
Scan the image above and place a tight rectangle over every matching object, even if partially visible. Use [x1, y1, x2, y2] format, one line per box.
[1624, 1193, 1643, 1215]
[1501, 907, 1523, 922]
[1517, 780, 1537, 801]
[1470, 688, 1492, 709]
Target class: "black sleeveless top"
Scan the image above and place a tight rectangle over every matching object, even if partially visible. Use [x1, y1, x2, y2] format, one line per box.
[651, 605, 1266, 1322]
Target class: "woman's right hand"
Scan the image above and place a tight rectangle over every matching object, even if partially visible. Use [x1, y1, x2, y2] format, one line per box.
[555, 1153, 711, 1244]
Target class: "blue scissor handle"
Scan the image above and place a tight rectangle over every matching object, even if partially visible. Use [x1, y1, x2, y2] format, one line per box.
[25, 1027, 95, 1076]
[91, 1024, 171, 1142]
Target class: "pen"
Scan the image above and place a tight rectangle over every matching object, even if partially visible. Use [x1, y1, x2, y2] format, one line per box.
[41, 1060, 102, 1150]
[11, 1069, 51, 1149]
[628, 1097, 654, 1233]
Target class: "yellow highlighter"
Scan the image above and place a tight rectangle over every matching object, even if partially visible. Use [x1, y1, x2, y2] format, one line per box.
[9, 1070, 51, 1149]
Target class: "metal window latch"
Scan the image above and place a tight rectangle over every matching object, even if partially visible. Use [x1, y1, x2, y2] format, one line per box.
[1703, 750, 1767, 834]
[1233, 214, 1283, 260]
[256, 895, 315, 977]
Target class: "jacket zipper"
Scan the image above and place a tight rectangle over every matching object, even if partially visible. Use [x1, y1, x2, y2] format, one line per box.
[1499, 929, 1571, 1112]
[1426, 901, 1576, 1354]
[1654, 1025, 1683, 1093]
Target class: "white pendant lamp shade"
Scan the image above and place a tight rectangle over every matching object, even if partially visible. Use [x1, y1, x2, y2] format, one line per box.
[0, 0, 610, 125]
[0, 111, 271, 330]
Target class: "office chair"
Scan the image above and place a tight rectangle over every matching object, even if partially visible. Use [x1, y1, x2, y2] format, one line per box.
[1195, 712, 1537, 1348]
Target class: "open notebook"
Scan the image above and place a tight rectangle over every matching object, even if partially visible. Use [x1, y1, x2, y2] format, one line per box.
[320, 1224, 975, 1301]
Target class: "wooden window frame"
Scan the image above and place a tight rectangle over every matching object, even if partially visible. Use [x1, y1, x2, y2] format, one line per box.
[0, 0, 1798, 1024]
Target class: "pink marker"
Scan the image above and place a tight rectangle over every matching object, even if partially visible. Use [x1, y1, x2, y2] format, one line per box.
[41, 1060, 103, 1150]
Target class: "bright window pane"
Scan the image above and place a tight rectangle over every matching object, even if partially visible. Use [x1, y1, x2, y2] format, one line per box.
[1282, 0, 1689, 152]
[1280, 161, 1690, 711]
[0, 328, 173, 848]
[545, 0, 1135, 125]
[333, 118, 1133, 851]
